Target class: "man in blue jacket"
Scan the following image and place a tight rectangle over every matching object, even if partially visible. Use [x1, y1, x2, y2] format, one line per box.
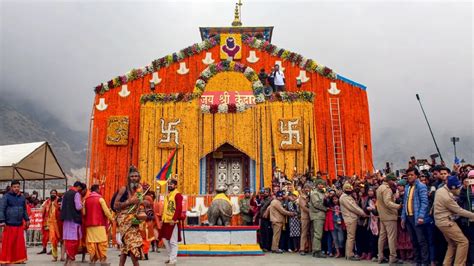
[401, 167, 430, 265]
[0, 180, 30, 264]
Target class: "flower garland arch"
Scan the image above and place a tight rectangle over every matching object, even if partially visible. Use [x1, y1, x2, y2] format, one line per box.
[193, 60, 264, 97]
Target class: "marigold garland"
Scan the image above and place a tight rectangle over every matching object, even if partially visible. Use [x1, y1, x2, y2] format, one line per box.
[94, 35, 221, 95]
[193, 61, 264, 97]
[241, 34, 337, 80]
[140, 91, 315, 105]
[140, 92, 199, 104]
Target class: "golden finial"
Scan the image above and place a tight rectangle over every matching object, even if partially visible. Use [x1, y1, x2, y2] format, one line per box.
[231, 0, 243, 27]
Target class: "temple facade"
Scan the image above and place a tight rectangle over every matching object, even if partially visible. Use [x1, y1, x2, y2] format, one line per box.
[88, 22, 373, 202]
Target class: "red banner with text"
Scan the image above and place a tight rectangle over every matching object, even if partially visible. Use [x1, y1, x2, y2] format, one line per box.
[29, 208, 43, 231]
[200, 91, 256, 106]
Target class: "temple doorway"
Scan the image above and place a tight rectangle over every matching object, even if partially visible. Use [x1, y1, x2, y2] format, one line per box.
[205, 143, 250, 195]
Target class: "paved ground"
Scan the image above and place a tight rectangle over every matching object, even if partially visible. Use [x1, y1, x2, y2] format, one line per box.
[25, 246, 380, 265]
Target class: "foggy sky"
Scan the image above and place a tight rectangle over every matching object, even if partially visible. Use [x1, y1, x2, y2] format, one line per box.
[1, 0, 472, 169]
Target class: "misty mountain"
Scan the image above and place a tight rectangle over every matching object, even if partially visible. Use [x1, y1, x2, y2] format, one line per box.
[0, 93, 88, 176]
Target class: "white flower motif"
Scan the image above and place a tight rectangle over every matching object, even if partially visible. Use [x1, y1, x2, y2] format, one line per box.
[236, 103, 247, 112]
[316, 64, 325, 72]
[244, 67, 254, 76]
[195, 79, 206, 88]
[252, 80, 263, 89]
[218, 104, 228, 113]
[202, 69, 212, 78]
[198, 41, 205, 50]
[255, 94, 265, 103]
[201, 104, 210, 113]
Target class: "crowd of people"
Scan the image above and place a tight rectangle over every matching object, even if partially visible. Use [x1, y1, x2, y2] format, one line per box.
[0, 166, 184, 266]
[0, 159, 473, 266]
[239, 160, 474, 266]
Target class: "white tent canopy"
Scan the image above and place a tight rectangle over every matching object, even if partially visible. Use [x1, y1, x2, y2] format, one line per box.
[0, 142, 66, 181]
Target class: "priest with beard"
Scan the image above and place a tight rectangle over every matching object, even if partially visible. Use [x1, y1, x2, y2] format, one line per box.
[114, 166, 148, 266]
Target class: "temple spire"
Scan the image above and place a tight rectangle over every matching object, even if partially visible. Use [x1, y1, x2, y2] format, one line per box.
[231, 0, 243, 27]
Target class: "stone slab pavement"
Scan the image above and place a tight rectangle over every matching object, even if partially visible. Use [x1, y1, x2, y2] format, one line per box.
[24, 246, 382, 266]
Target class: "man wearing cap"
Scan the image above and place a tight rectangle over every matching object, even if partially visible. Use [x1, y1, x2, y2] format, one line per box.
[239, 189, 253, 226]
[376, 173, 402, 264]
[339, 182, 367, 261]
[459, 170, 474, 265]
[434, 175, 474, 266]
[298, 183, 312, 255]
[161, 178, 183, 266]
[258, 188, 273, 252]
[60, 181, 86, 265]
[267, 191, 296, 253]
[309, 179, 327, 258]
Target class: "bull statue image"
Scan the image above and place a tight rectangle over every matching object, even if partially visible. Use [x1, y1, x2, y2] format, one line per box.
[208, 185, 233, 226]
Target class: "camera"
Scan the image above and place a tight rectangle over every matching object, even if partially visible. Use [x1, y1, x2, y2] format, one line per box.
[467, 179, 474, 186]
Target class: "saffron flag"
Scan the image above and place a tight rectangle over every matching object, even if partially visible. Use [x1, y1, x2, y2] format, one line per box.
[156, 148, 177, 181]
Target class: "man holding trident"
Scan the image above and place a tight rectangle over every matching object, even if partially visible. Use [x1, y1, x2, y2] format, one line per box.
[160, 178, 183, 266]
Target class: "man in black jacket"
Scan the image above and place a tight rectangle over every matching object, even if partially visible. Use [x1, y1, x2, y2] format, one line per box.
[259, 188, 273, 252]
[0, 180, 30, 264]
[60, 181, 85, 265]
[459, 170, 474, 265]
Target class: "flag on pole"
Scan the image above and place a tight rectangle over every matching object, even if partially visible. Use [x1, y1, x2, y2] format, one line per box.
[156, 148, 177, 181]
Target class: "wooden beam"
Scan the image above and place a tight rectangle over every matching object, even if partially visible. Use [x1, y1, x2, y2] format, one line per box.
[14, 166, 65, 180]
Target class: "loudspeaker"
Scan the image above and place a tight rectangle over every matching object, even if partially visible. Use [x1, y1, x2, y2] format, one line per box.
[263, 86, 273, 96]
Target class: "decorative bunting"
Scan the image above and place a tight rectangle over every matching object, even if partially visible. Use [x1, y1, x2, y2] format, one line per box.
[177, 62, 190, 75]
[328, 82, 341, 95]
[95, 98, 108, 111]
[150, 72, 162, 85]
[118, 84, 130, 98]
[296, 70, 310, 83]
[94, 35, 220, 94]
[274, 60, 285, 72]
[202, 52, 215, 65]
[246, 50, 259, 63]
[242, 34, 337, 80]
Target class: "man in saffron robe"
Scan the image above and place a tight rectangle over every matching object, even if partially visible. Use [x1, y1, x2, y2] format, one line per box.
[140, 187, 155, 260]
[60, 181, 86, 265]
[160, 178, 183, 266]
[83, 184, 114, 263]
[39, 190, 57, 255]
[0, 180, 30, 264]
[47, 190, 63, 261]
